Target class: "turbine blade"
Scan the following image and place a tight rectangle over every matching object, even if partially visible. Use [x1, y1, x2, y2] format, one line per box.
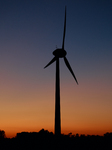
[64, 57, 78, 84]
[44, 57, 56, 68]
[62, 6, 66, 50]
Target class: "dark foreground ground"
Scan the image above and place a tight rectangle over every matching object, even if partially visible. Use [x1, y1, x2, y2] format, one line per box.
[0, 129, 112, 150]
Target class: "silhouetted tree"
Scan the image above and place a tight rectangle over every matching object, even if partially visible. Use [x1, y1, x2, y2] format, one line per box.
[0, 130, 5, 138]
[76, 133, 79, 137]
[68, 132, 72, 137]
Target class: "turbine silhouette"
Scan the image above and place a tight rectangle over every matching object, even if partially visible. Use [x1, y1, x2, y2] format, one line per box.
[44, 7, 78, 136]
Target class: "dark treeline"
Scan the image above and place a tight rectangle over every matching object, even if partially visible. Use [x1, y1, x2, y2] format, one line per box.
[0, 129, 112, 150]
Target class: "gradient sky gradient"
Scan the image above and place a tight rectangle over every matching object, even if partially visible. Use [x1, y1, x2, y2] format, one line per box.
[0, 0, 112, 138]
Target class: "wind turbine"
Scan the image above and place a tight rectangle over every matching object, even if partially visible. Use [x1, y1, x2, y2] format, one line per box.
[44, 7, 78, 136]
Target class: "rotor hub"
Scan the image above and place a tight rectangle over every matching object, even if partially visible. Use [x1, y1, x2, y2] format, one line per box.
[53, 49, 67, 58]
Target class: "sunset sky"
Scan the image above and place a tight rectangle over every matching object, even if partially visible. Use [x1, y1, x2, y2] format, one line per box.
[0, 0, 112, 138]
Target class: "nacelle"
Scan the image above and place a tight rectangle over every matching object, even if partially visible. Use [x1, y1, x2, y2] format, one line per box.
[53, 49, 67, 58]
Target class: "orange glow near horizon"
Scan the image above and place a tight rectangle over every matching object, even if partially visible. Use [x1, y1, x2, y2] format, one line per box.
[1, 69, 112, 138]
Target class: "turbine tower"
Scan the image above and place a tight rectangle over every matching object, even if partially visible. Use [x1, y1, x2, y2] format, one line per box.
[44, 7, 78, 136]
